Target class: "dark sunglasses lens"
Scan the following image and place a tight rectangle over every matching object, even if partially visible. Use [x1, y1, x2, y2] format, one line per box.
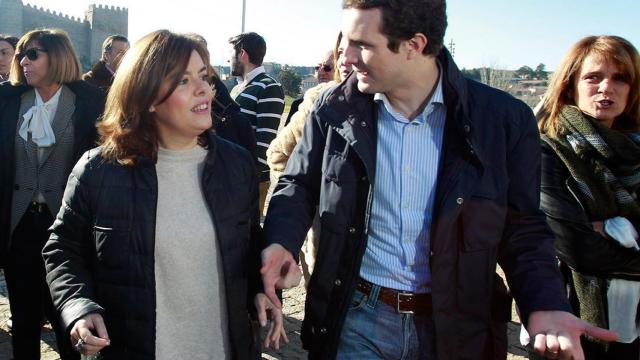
[19, 48, 39, 61]
[26, 49, 39, 60]
[315, 65, 333, 72]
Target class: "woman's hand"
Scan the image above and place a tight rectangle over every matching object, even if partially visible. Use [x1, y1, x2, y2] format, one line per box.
[70, 313, 110, 355]
[254, 293, 289, 350]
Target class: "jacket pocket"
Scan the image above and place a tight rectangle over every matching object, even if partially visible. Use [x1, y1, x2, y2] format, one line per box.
[322, 154, 358, 184]
[461, 195, 507, 252]
[93, 225, 129, 268]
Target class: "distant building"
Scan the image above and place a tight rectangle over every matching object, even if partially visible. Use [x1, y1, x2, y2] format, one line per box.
[301, 75, 318, 93]
[0, 0, 128, 70]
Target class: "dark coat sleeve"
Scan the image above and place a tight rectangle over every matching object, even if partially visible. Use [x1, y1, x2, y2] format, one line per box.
[540, 143, 640, 281]
[496, 102, 571, 322]
[42, 153, 104, 330]
[262, 96, 325, 259]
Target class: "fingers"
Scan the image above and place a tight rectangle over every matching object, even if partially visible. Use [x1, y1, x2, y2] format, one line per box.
[254, 295, 269, 327]
[583, 323, 619, 342]
[261, 245, 287, 308]
[544, 331, 560, 359]
[70, 314, 110, 355]
[532, 332, 547, 355]
[92, 314, 110, 341]
[557, 332, 581, 360]
[264, 306, 285, 351]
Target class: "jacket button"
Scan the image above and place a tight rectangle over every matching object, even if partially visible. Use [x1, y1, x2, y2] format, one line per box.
[338, 95, 345, 101]
[320, 327, 327, 334]
[14, 184, 19, 190]
[360, 121, 367, 127]
[334, 279, 342, 286]
[464, 125, 471, 133]
[430, 251, 435, 257]
[456, 197, 464, 205]
[348, 227, 356, 234]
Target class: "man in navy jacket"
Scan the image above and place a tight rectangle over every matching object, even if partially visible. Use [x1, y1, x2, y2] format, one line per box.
[261, 0, 618, 359]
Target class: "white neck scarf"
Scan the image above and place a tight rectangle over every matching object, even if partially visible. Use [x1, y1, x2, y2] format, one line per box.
[19, 87, 62, 147]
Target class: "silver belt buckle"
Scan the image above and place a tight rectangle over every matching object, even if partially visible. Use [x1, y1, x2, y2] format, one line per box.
[397, 292, 414, 314]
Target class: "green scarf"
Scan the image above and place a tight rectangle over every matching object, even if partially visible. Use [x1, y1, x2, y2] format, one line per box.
[542, 106, 640, 332]
[542, 106, 640, 223]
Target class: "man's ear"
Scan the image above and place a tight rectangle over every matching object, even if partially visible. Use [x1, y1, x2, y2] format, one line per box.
[406, 33, 428, 59]
[239, 49, 249, 63]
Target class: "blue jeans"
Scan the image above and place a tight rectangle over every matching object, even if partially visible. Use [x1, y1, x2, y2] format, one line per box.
[336, 285, 437, 359]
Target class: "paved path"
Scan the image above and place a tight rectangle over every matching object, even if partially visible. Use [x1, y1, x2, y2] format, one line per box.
[0, 270, 529, 359]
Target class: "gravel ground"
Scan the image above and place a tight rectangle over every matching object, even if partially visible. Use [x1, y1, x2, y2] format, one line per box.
[0, 269, 529, 360]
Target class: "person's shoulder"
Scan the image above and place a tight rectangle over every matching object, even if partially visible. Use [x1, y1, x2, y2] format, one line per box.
[70, 147, 115, 183]
[0, 81, 29, 100]
[466, 78, 526, 110]
[258, 72, 279, 84]
[215, 134, 252, 160]
[65, 80, 102, 100]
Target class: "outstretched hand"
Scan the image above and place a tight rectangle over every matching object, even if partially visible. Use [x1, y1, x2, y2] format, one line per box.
[527, 310, 618, 360]
[260, 243, 302, 308]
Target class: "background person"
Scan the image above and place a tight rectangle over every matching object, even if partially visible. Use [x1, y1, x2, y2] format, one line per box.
[228, 32, 285, 215]
[82, 34, 129, 93]
[537, 35, 640, 359]
[0, 35, 19, 82]
[43, 30, 285, 360]
[283, 49, 335, 128]
[266, 32, 351, 285]
[0, 28, 104, 360]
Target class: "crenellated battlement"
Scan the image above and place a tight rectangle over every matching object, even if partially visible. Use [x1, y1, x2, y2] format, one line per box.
[0, 1, 128, 71]
[23, 3, 85, 23]
[89, 3, 129, 13]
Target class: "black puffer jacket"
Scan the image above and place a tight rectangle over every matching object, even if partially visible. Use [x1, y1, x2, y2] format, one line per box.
[0, 80, 104, 266]
[43, 132, 262, 360]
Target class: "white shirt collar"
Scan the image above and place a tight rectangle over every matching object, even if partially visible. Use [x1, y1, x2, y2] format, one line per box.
[18, 86, 62, 147]
[242, 65, 265, 84]
[374, 63, 444, 124]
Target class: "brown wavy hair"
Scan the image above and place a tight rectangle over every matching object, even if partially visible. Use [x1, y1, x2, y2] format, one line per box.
[538, 35, 640, 138]
[98, 30, 211, 165]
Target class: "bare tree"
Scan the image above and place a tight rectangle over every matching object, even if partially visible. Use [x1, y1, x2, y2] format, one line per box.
[479, 62, 513, 93]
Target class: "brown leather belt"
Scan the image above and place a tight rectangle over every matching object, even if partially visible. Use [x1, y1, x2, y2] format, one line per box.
[356, 278, 432, 315]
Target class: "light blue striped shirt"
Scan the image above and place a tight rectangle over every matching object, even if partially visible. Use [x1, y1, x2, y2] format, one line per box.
[360, 69, 446, 293]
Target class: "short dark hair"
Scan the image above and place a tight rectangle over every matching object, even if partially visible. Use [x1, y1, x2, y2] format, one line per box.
[0, 35, 19, 49]
[228, 32, 267, 66]
[342, 0, 447, 56]
[102, 34, 129, 55]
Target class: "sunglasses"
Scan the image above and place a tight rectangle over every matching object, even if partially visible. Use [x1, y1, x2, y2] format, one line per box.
[315, 64, 333, 72]
[17, 47, 47, 61]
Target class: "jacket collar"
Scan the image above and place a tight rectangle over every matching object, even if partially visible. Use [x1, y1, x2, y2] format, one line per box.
[320, 48, 483, 167]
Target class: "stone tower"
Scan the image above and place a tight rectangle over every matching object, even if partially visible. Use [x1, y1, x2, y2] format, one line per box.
[85, 4, 128, 64]
[0, 0, 24, 37]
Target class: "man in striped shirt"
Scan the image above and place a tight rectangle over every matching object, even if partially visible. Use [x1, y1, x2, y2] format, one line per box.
[229, 32, 285, 212]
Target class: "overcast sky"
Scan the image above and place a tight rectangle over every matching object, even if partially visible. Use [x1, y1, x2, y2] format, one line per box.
[23, 0, 640, 70]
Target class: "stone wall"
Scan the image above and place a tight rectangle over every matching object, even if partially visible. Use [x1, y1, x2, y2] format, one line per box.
[0, 0, 128, 70]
